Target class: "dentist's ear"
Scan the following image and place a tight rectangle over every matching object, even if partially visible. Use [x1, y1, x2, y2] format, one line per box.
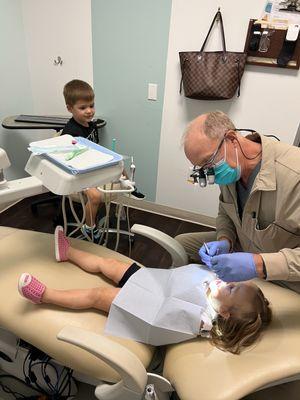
[225, 130, 237, 142]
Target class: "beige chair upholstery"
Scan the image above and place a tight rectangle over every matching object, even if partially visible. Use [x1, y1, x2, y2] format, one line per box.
[163, 279, 300, 400]
[0, 228, 154, 383]
[2, 227, 300, 400]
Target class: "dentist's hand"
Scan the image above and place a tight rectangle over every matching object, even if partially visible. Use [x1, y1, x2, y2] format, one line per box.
[199, 239, 231, 267]
[209, 252, 257, 282]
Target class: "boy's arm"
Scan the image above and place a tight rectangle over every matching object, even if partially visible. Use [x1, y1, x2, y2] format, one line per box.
[61, 119, 74, 136]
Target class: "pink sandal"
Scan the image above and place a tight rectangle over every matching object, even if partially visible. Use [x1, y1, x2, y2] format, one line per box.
[18, 273, 45, 304]
[54, 225, 70, 262]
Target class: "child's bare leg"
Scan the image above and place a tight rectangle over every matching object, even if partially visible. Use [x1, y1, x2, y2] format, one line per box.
[42, 286, 120, 313]
[85, 188, 103, 227]
[66, 246, 132, 284]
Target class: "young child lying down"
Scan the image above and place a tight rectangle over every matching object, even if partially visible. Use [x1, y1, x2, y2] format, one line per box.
[18, 226, 272, 354]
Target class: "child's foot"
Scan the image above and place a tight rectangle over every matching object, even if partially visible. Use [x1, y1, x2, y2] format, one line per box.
[129, 188, 145, 200]
[18, 273, 45, 304]
[54, 225, 70, 262]
[81, 224, 101, 243]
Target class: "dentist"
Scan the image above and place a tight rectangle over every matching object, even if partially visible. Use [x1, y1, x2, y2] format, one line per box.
[176, 111, 300, 292]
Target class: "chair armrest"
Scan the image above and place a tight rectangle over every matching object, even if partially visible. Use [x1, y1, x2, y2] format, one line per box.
[131, 224, 188, 267]
[57, 326, 147, 396]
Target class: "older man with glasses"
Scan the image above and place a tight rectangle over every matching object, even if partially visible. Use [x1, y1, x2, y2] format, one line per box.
[176, 111, 300, 292]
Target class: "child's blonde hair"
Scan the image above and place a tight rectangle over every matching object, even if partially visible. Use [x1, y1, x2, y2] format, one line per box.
[210, 287, 272, 354]
[63, 79, 94, 106]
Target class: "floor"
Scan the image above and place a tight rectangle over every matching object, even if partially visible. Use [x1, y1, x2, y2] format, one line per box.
[0, 193, 213, 267]
[0, 193, 299, 400]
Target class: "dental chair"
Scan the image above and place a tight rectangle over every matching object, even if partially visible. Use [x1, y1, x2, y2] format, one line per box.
[0, 226, 172, 400]
[1, 224, 300, 400]
[1, 142, 300, 400]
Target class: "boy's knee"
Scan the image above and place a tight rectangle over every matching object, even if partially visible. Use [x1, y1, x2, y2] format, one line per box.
[86, 190, 103, 206]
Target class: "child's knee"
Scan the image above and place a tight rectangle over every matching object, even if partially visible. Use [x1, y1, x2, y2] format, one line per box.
[94, 287, 118, 312]
[86, 189, 103, 206]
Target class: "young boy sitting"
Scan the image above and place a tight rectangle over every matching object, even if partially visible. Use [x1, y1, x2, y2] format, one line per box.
[62, 79, 144, 241]
[18, 226, 272, 354]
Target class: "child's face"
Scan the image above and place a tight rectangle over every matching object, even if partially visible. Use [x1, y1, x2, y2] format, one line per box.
[67, 99, 95, 127]
[209, 279, 258, 319]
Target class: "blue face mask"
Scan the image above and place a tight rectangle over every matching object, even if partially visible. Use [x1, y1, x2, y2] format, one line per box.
[214, 142, 241, 185]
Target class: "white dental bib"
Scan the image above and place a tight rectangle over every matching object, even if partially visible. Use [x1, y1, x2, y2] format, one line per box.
[105, 264, 218, 346]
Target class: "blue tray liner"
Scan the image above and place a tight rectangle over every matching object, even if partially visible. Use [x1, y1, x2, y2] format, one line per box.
[43, 137, 123, 175]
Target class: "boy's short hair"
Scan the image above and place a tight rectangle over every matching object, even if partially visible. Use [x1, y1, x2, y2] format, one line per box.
[63, 80, 94, 106]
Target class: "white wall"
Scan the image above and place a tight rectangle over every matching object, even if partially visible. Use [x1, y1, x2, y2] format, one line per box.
[156, 0, 300, 219]
[1, 0, 94, 180]
[0, 0, 34, 180]
[21, 0, 94, 115]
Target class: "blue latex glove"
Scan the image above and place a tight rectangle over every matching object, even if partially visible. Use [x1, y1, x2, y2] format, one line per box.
[199, 240, 231, 267]
[209, 252, 257, 282]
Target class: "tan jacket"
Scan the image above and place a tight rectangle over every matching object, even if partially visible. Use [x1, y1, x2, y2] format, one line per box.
[216, 134, 300, 281]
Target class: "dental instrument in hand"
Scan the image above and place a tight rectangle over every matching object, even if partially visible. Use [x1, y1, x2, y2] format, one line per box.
[203, 242, 209, 255]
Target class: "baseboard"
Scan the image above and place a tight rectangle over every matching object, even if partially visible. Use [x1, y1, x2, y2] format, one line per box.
[114, 198, 216, 228]
[0, 196, 216, 228]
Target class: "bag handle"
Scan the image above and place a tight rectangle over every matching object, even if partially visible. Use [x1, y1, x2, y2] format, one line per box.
[200, 9, 227, 61]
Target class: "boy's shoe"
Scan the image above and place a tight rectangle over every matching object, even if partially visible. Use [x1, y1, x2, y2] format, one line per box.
[130, 188, 145, 200]
[81, 224, 101, 243]
[18, 273, 45, 304]
[54, 225, 70, 262]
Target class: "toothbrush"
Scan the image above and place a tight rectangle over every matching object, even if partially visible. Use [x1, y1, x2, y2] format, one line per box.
[65, 147, 88, 161]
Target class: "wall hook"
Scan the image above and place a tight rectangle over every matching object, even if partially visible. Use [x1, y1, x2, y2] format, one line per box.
[54, 56, 63, 66]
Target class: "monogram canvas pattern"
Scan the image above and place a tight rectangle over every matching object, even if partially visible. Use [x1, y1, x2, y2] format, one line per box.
[179, 51, 247, 100]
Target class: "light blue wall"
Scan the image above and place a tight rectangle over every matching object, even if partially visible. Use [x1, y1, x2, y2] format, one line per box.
[91, 0, 172, 200]
[0, 0, 33, 179]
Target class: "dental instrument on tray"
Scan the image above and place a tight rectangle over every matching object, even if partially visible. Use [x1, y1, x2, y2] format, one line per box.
[65, 146, 89, 161]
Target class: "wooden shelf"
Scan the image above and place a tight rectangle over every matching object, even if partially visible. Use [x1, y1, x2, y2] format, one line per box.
[244, 19, 300, 69]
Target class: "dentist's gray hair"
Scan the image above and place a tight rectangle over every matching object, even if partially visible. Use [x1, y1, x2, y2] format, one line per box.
[182, 111, 236, 147]
[203, 111, 236, 139]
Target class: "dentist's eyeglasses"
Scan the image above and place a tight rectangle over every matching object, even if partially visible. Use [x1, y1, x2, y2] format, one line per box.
[190, 136, 226, 187]
[199, 136, 226, 170]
